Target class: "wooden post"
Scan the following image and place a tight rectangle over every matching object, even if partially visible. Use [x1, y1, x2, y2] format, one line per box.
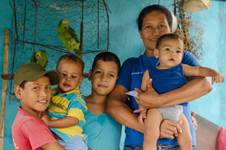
[0, 29, 10, 150]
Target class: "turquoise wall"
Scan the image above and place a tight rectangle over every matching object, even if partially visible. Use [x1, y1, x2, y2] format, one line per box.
[190, 2, 226, 127]
[0, 0, 15, 149]
[1, 0, 226, 149]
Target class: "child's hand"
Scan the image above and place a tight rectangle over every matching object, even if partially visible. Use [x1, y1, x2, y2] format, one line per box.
[135, 86, 160, 108]
[212, 73, 224, 83]
[159, 119, 182, 139]
[138, 109, 147, 125]
[134, 105, 147, 114]
[41, 114, 50, 125]
[134, 106, 147, 125]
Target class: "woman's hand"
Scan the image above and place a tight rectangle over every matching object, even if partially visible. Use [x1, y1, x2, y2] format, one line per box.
[159, 119, 182, 139]
[136, 82, 161, 108]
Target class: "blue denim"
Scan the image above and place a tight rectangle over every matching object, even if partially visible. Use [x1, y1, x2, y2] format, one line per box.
[58, 136, 88, 150]
[124, 145, 196, 150]
[124, 145, 142, 150]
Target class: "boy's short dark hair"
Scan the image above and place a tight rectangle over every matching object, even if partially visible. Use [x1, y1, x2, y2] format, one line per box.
[137, 4, 172, 31]
[91, 51, 121, 73]
[57, 53, 84, 72]
[156, 33, 183, 49]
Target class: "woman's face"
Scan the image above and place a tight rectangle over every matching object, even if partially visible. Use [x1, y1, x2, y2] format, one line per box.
[140, 11, 171, 51]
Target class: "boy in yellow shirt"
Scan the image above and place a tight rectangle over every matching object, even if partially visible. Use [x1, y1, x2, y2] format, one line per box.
[42, 54, 87, 150]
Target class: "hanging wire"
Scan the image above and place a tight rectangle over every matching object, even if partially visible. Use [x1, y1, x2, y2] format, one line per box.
[32, 0, 38, 51]
[178, 0, 193, 52]
[173, 0, 177, 15]
[22, 0, 27, 48]
[80, 0, 84, 52]
[97, 0, 100, 49]
[11, 0, 19, 40]
[103, 0, 110, 51]
[9, 0, 18, 97]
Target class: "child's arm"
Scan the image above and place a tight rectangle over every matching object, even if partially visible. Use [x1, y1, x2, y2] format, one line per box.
[42, 115, 79, 128]
[183, 64, 224, 83]
[42, 141, 64, 150]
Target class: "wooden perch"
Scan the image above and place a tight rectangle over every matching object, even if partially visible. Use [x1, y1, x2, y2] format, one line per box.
[1, 73, 14, 80]
[0, 29, 10, 149]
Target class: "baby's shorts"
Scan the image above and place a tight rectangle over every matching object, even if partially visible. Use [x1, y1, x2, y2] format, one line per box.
[159, 105, 183, 122]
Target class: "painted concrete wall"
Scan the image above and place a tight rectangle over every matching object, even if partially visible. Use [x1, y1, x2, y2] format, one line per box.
[1, 0, 226, 149]
[189, 2, 226, 127]
[0, 0, 14, 149]
[108, 0, 226, 127]
[0, 0, 12, 93]
[108, 0, 226, 128]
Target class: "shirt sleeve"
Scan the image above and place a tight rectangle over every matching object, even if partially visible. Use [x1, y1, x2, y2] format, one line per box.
[182, 50, 200, 66]
[67, 97, 85, 121]
[117, 58, 136, 90]
[21, 119, 56, 149]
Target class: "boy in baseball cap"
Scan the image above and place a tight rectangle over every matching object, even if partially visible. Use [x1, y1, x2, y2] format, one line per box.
[12, 63, 64, 150]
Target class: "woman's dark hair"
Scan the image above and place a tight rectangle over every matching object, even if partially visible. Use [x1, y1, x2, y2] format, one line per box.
[91, 51, 121, 73]
[137, 4, 172, 31]
[56, 53, 84, 71]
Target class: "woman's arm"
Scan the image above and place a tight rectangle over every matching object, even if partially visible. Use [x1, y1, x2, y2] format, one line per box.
[107, 85, 144, 133]
[137, 77, 212, 108]
[107, 85, 181, 138]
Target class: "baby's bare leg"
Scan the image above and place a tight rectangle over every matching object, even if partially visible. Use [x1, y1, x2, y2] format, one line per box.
[143, 108, 162, 150]
[177, 113, 192, 150]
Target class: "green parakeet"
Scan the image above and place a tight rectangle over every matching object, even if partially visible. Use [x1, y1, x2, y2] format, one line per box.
[57, 19, 81, 55]
[31, 50, 48, 68]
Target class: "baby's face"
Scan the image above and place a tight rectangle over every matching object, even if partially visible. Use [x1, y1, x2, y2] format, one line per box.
[57, 59, 83, 92]
[91, 60, 118, 96]
[158, 38, 184, 69]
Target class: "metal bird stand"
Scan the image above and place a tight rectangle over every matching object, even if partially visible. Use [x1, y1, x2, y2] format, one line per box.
[9, 0, 110, 96]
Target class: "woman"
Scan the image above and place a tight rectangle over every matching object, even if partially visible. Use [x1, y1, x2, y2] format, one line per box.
[107, 4, 211, 150]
